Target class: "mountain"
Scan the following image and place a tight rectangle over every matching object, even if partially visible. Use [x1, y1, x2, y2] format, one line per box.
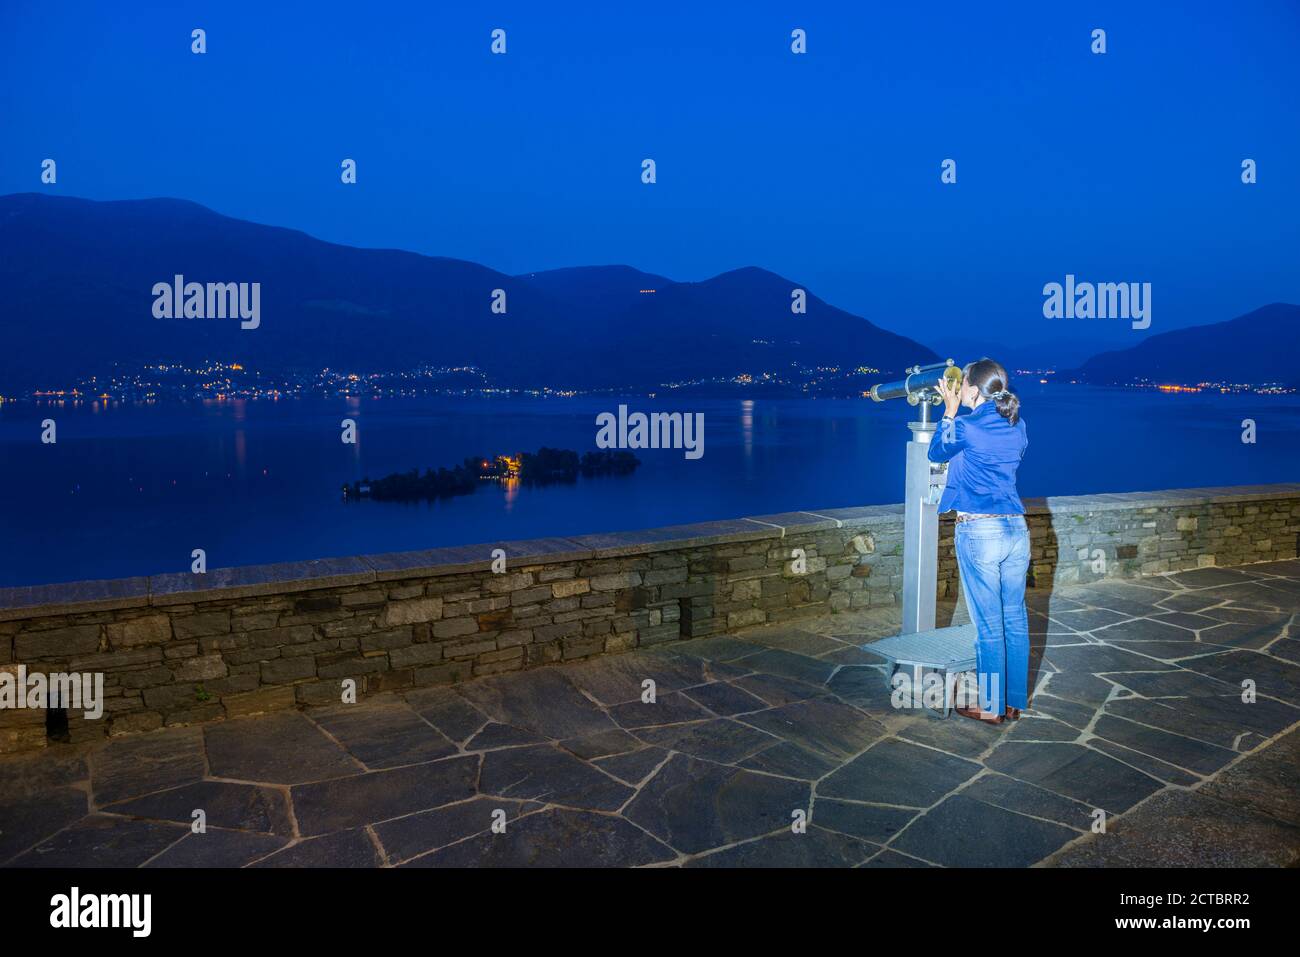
[1070, 303, 1300, 387]
[0, 193, 933, 391]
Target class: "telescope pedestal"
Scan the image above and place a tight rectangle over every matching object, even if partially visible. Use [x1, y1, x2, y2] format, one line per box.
[861, 414, 976, 718]
[902, 419, 944, 634]
[863, 360, 974, 716]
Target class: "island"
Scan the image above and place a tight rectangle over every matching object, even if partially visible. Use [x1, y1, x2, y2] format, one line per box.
[342, 447, 640, 502]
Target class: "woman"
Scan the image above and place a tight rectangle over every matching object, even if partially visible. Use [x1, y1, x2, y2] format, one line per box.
[928, 358, 1030, 724]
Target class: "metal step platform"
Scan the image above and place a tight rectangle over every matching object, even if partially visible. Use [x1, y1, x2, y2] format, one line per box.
[858, 623, 978, 719]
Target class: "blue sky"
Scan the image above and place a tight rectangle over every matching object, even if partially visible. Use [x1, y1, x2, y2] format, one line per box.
[2, 0, 1298, 349]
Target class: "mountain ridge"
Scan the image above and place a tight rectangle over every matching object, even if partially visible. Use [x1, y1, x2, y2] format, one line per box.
[1068, 302, 1300, 387]
[3, 193, 1294, 393]
[0, 193, 935, 391]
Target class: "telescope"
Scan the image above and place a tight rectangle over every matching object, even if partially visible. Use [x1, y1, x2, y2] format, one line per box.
[869, 360, 963, 425]
[869, 358, 964, 635]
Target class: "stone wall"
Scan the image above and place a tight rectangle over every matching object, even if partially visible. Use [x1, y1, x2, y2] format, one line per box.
[2, 484, 1297, 753]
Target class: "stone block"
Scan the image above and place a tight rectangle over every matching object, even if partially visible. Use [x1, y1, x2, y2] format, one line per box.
[412, 661, 474, 686]
[477, 609, 513, 631]
[590, 572, 642, 591]
[16, 624, 101, 659]
[727, 608, 766, 629]
[222, 685, 297, 718]
[171, 654, 228, 682]
[105, 614, 172, 649]
[442, 638, 498, 659]
[231, 611, 279, 631]
[383, 597, 443, 626]
[551, 578, 591, 598]
[389, 644, 444, 668]
[360, 627, 414, 652]
[172, 611, 232, 639]
[142, 684, 212, 712]
[316, 654, 387, 679]
[511, 586, 552, 606]
[260, 657, 317, 683]
[433, 617, 479, 639]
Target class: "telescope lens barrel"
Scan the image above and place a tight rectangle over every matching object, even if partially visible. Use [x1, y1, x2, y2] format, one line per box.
[869, 359, 960, 402]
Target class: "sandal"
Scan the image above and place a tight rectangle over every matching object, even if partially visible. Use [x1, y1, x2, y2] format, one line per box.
[954, 704, 1004, 724]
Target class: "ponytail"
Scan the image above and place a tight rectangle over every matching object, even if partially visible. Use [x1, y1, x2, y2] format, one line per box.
[964, 357, 1020, 426]
[990, 389, 1020, 426]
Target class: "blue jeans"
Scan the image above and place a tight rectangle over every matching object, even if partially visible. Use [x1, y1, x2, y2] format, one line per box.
[955, 515, 1031, 714]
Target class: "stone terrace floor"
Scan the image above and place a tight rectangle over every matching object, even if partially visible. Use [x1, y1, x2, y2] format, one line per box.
[2, 561, 1299, 868]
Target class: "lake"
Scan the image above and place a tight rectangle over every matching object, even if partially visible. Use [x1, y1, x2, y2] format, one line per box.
[2, 384, 1297, 587]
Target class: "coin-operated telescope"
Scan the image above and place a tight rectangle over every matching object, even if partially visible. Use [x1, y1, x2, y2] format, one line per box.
[870, 359, 963, 634]
[869, 360, 965, 423]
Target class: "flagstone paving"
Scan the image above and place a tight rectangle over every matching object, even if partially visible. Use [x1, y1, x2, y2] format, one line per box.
[2, 560, 1298, 867]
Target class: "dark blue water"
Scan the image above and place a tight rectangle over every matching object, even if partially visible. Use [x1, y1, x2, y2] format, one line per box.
[2, 385, 1297, 587]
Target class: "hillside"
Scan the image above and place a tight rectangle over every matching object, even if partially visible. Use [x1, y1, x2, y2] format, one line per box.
[0, 193, 934, 390]
[1071, 303, 1300, 387]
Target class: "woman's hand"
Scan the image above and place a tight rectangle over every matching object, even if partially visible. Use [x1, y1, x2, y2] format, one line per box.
[937, 376, 962, 418]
